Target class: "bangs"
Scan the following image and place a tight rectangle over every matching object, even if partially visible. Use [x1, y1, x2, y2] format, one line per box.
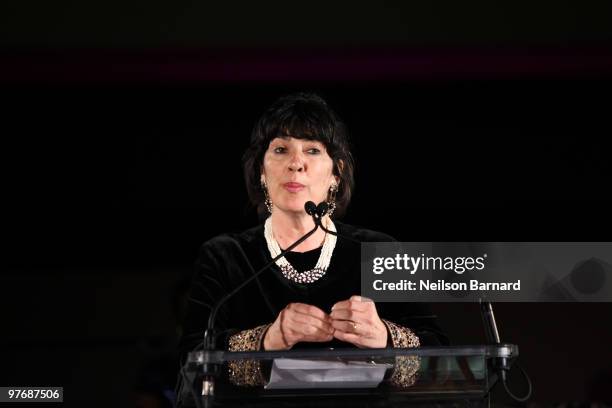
[272, 102, 335, 146]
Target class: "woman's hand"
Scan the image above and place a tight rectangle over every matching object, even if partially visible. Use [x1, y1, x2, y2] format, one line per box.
[263, 303, 334, 350]
[330, 295, 388, 348]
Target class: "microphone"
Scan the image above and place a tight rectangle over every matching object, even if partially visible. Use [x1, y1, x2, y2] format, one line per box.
[480, 301, 501, 344]
[305, 201, 327, 227]
[316, 202, 329, 218]
[305, 201, 318, 217]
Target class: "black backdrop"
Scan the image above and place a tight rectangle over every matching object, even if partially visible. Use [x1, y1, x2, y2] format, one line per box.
[3, 75, 612, 407]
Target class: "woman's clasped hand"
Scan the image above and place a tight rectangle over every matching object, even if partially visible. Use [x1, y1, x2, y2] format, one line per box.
[263, 295, 388, 350]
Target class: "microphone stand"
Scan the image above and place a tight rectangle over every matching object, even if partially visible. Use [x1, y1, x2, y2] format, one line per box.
[480, 300, 532, 402]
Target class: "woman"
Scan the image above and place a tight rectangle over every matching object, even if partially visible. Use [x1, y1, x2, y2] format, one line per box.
[178, 93, 445, 399]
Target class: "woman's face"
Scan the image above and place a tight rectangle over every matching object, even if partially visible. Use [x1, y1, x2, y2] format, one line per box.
[262, 137, 337, 215]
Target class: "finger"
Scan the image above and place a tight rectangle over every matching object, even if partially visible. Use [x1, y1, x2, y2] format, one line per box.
[333, 330, 364, 347]
[292, 314, 334, 332]
[287, 303, 330, 321]
[330, 319, 367, 336]
[329, 309, 368, 322]
[304, 329, 335, 342]
[331, 298, 370, 313]
[289, 318, 334, 342]
[276, 320, 291, 348]
[288, 312, 334, 335]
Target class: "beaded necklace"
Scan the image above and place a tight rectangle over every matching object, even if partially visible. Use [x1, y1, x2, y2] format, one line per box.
[264, 217, 337, 284]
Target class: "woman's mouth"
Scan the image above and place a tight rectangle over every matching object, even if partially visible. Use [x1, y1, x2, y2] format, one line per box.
[283, 182, 305, 193]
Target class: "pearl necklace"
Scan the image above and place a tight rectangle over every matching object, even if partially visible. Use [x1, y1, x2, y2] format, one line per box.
[264, 217, 337, 284]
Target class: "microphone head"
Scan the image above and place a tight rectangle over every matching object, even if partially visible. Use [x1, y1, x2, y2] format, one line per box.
[316, 202, 329, 217]
[304, 201, 317, 216]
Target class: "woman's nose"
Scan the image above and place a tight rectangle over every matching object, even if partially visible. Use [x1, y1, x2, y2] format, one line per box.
[288, 152, 305, 172]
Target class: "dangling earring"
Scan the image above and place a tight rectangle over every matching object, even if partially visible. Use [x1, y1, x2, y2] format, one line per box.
[261, 178, 273, 214]
[327, 181, 338, 217]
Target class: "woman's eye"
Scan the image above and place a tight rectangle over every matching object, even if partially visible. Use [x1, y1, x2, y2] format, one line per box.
[307, 148, 321, 154]
[273, 147, 286, 153]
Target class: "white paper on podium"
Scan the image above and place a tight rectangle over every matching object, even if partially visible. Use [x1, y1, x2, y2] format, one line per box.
[265, 358, 393, 389]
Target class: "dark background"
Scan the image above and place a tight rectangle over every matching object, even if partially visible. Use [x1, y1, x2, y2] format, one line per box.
[2, 1, 612, 407]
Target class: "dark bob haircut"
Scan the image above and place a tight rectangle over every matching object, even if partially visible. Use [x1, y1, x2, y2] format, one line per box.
[242, 93, 355, 219]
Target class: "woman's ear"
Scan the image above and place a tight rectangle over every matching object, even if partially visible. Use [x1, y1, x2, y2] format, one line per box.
[335, 159, 344, 181]
[337, 159, 345, 173]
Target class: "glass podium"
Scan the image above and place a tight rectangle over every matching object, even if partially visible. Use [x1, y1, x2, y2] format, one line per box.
[180, 344, 518, 407]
